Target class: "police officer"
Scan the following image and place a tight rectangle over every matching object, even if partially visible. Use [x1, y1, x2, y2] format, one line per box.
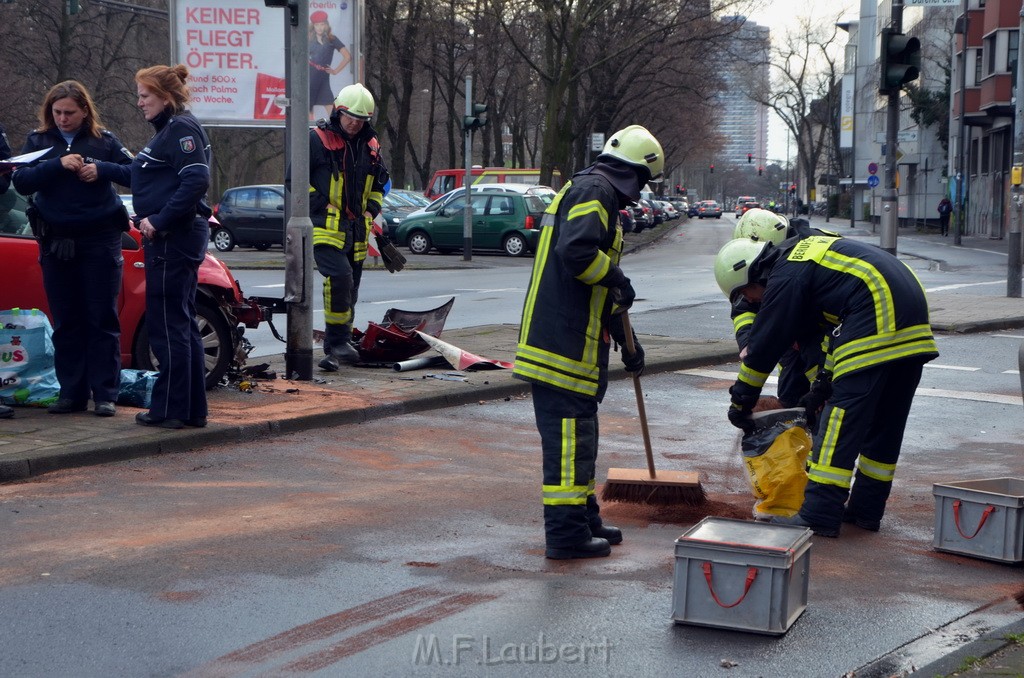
[305, 83, 389, 371]
[514, 125, 662, 559]
[131, 64, 212, 430]
[715, 226, 939, 537]
[12, 81, 133, 418]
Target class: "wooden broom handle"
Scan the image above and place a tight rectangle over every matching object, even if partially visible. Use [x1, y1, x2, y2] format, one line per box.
[621, 311, 657, 479]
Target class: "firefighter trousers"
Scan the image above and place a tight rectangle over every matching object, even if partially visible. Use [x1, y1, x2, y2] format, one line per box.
[313, 244, 364, 356]
[531, 383, 605, 548]
[800, 359, 925, 529]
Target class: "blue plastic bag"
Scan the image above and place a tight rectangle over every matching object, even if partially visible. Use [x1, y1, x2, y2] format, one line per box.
[117, 369, 159, 408]
[0, 308, 59, 407]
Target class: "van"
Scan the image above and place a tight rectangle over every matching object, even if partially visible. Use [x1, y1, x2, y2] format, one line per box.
[425, 167, 561, 200]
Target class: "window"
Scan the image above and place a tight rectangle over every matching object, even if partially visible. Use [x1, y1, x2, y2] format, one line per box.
[260, 188, 284, 211]
[232, 188, 258, 209]
[488, 196, 515, 215]
[974, 46, 983, 84]
[469, 194, 488, 215]
[1010, 30, 1019, 82]
[985, 35, 996, 76]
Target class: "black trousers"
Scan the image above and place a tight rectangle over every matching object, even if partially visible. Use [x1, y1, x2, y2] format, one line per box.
[143, 217, 209, 422]
[314, 244, 363, 356]
[40, 230, 123, 403]
[531, 383, 604, 548]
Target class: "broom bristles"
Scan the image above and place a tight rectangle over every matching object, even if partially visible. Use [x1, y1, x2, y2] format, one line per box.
[601, 479, 707, 506]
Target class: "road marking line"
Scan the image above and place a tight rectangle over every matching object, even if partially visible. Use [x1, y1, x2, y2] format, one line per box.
[925, 364, 979, 372]
[925, 280, 1002, 292]
[675, 369, 1019, 405]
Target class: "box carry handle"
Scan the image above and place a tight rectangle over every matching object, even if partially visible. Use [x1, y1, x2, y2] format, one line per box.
[952, 500, 996, 539]
[701, 562, 758, 608]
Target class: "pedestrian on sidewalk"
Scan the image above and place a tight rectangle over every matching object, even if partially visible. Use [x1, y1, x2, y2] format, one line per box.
[131, 64, 212, 430]
[937, 197, 953, 236]
[715, 223, 938, 538]
[297, 83, 389, 372]
[11, 81, 133, 418]
[514, 125, 662, 559]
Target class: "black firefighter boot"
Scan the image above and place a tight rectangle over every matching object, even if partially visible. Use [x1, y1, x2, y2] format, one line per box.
[319, 326, 361, 371]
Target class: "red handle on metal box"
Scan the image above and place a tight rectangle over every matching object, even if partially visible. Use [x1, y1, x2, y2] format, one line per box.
[952, 500, 996, 539]
[701, 561, 758, 608]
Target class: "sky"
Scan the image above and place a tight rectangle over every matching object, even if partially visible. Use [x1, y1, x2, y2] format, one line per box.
[739, 0, 859, 161]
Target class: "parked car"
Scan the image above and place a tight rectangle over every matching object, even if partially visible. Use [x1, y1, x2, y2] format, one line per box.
[390, 188, 432, 209]
[393, 189, 547, 257]
[211, 184, 286, 252]
[734, 195, 757, 218]
[1, 188, 267, 389]
[410, 183, 555, 219]
[659, 200, 679, 220]
[697, 200, 723, 219]
[379, 191, 419, 236]
[736, 201, 761, 218]
[687, 201, 700, 218]
[645, 198, 665, 226]
[629, 200, 653, 233]
[619, 208, 636, 234]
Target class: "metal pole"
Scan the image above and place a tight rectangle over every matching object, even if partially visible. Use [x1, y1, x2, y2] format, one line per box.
[880, 1, 903, 256]
[955, 0, 969, 246]
[282, 1, 313, 380]
[1007, 9, 1024, 297]
[463, 74, 473, 262]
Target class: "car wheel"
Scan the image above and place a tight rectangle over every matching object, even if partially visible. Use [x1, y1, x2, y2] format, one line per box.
[212, 228, 235, 252]
[254, 242, 271, 251]
[132, 297, 235, 390]
[407, 230, 432, 255]
[503, 233, 528, 257]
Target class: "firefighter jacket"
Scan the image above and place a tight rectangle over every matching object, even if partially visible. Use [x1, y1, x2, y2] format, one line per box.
[513, 173, 630, 401]
[736, 235, 938, 395]
[308, 118, 387, 261]
[13, 126, 133, 235]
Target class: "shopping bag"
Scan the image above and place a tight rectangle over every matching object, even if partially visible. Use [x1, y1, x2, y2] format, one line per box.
[0, 307, 60, 407]
[117, 369, 159, 408]
[740, 408, 812, 519]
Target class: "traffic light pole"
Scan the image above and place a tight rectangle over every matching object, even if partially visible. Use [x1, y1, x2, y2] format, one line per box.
[880, 1, 904, 256]
[463, 74, 473, 262]
[1007, 8, 1024, 297]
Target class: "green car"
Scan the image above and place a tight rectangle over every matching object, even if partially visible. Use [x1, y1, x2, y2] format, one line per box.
[393, 189, 547, 257]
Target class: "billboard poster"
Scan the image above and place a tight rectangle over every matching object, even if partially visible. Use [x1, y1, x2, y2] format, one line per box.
[170, 1, 359, 126]
[839, 74, 854, 149]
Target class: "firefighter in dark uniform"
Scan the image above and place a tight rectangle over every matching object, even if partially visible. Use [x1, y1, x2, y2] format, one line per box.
[131, 64, 212, 430]
[514, 125, 663, 559]
[0, 122, 15, 419]
[12, 81, 132, 418]
[304, 82, 389, 371]
[715, 227, 939, 537]
[729, 208, 836, 409]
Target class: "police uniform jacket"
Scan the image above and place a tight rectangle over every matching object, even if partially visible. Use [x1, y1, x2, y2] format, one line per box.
[513, 170, 631, 401]
[737, 236, 938, 394]
[12, 126, 132, 235]
[308, 118, 387, 259]
[131, 109, 211, 232]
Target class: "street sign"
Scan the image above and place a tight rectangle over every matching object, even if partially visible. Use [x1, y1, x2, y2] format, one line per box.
[868, 162, 878, 175]
[906, 0, 958, 5]
[590, 133, 605, 152]
[897, 130, 919, 142]
[868, 175, 880, 188]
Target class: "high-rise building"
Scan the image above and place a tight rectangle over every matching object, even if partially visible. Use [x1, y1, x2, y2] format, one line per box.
[717, 17, 770, 167]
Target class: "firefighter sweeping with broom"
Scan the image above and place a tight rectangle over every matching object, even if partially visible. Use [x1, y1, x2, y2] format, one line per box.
[715, 226, 938, 537]
[513, 125, 662, 559]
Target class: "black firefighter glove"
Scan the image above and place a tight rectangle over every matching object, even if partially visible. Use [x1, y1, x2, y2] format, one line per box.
[727, 381, 760, 435]
[608, 313, 645, 376]
[797, 373, 832, 430]
[610, 278, 636, 314]
[50, 237, 75, 261]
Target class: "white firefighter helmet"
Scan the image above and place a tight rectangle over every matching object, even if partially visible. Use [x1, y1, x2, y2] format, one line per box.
[714, 238, 769, 299]
[733, 208, 789, 245]
[599, 125, 664, 182]
[334, 83, 375, 120]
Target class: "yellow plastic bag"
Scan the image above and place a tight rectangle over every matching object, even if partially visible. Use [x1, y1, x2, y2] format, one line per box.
[741, 408, 812, 519]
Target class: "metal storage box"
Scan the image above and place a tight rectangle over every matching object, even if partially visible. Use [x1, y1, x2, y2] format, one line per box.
[672, 516, 811, 635]
[933, 477, 1024, 564]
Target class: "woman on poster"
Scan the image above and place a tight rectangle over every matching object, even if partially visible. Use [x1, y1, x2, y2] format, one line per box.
[309, 10, 352, 120]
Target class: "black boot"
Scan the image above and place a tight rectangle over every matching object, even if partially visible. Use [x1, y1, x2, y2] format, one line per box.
[545, 537, 611, 559]
[590, 524, 623, 545]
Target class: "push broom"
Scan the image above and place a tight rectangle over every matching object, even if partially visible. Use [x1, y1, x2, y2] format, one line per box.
[601, 311, 706, 506]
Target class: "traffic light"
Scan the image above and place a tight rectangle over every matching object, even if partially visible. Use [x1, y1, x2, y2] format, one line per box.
[463, 103, 488, 131]
[263, 0, 298, 25]
[67, 0, 80, 13]
[709, 164, 714, 174]
[879, 28, 921, 93]
[675, 183, 681, 192]
[758, 166, 763, 176]
[747, 153, 752, 164]
[789, 184, 796, 195]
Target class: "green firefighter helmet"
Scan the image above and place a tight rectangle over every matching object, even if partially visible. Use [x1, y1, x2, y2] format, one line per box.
[334, 83, 375, 120]
[714, 238, 769, 299]
[733, 208, 789, 245]
[599, 125, 665, 183]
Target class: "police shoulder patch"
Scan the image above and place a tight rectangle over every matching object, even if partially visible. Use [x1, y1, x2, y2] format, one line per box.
[179, 136, 196, 153]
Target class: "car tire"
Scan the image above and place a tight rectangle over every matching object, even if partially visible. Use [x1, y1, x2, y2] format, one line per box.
[132, 297, 235, 390]
[253, 242, 271, 251]
[407, 230, 432, 255]
[503, 233, 528, 257]
[212, 228, 235, 252]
